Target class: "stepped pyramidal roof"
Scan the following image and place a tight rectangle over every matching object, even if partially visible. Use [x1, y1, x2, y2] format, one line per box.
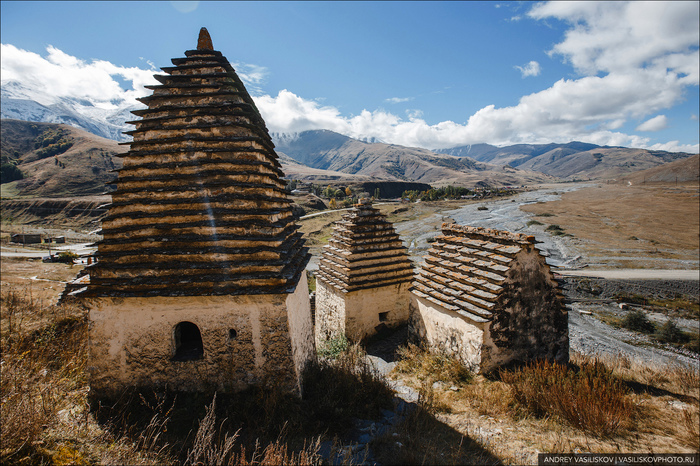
[412, 223, 560, 323]
[316, 199, 413, 292]
[82, 28, 308, 297]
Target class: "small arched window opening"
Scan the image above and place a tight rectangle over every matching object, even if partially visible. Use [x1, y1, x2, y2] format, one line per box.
[172, 321, 204, 361]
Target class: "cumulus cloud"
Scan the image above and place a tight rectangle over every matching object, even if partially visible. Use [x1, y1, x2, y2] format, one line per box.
[1, 43, 268, 106]
[636, 115, 668, 132]
[2, 1, 699, 155]
[1, 43, 158, 109]
[529, 1, 699, 79]
[515, 61, 541, 78]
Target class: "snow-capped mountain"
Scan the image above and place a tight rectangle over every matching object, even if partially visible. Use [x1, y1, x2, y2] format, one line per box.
[1, 81, 139, 142]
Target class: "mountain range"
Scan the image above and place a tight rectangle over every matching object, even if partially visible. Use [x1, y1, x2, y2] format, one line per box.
[1, 80, 696, 197]
[1, 81, 135, 142]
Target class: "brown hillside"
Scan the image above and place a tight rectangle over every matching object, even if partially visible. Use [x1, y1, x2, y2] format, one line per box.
[618, 154, 700, 184]
[275, 130, 552, 187]
[1, 119, 126, 198]
[509, 146, 691, 181]
[277, 152, 378, 182]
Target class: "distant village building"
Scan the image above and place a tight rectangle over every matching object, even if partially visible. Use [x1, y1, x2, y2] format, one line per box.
[410, 223, 568, 373]
[11, 233, 42, 244]
[315, 199, 414, 345]
[75, 28, 314, 396]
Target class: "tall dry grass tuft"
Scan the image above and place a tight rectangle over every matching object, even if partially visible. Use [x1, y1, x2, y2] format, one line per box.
[500, 358, 635, 437]
[0, 287, 88, 462]
[185, 394, 239, 466]
[394, 343, 473, 385]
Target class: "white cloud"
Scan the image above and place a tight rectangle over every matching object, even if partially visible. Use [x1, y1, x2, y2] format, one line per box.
[3, 3, 699, 158]
[691, 114, 699, 121]
[515, 61, 541, 78]
[1, 43, 158, 108]
[385, 97, 413, 104]
[528, 1, 699, 79]
[406, 109, 424, 120]
[647, 141, 698, 154]
[636, 115, 668, 132]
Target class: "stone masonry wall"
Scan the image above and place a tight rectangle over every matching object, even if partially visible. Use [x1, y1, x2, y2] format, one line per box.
[87, 292, 305, 396]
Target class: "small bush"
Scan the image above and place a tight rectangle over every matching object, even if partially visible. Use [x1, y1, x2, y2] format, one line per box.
[1, 163, 24, 184]
[621, 309, 656, 334]
[56, 251, 79, 264]
[655, 320, 689, 344]
[477, 206, 488, 211]
[318, 333, 349, 359]
[501, 359, 634, 437]
[526, 220, 543, 226]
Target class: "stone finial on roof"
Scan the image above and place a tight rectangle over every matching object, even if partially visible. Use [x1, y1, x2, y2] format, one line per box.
[197, 27, 214, 51]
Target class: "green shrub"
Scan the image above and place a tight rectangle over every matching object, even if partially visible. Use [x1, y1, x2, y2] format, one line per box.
[56, 251, 79, 264]
[0, 163, 24, 184]
[656, 320, 688, 343]
[318, 333, 349, 359]
[621, 309, 656, 334]
[527, 220, 543, 226]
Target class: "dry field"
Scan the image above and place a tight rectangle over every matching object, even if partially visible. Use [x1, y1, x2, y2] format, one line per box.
[0, 256, 83, 304]
[521, 183, 700, 269]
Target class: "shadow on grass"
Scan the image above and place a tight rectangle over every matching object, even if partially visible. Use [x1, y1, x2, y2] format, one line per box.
[89, 353, 396, 463]
[371, 400, 503, 465]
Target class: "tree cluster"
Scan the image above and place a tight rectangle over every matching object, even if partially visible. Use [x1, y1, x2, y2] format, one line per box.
[401, 185, 473, 202]
[34, 129, 74, 160]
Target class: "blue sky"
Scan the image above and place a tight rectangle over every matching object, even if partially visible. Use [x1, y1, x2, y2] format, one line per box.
[1, 1, 698, 152]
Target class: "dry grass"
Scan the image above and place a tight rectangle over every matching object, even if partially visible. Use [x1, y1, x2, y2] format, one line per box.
[304, 341, 395, 428]
[389, 345, 700, 463]
[370, 382, 501, 465]
[393, 342, 473, 386]
[500, 358, 635, 437]
[0, 287, 88, 463]
[520, 183, 700, 268]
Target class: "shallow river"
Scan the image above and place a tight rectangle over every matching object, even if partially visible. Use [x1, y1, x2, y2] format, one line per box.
[394, 183, 593, 269]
